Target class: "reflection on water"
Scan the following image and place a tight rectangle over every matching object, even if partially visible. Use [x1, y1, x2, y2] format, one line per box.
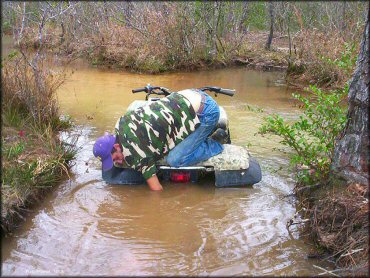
[1, 63, 333, 275]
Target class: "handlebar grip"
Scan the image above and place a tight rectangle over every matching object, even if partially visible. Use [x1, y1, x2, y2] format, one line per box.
[132, 87, 146, 93]
[219, 88, 235, 96]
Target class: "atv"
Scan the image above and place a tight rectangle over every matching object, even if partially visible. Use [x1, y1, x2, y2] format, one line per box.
[102, 84, 262, 187]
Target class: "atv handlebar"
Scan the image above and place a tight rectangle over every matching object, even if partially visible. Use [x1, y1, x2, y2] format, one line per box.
[219, 88, 235, 96]
[132, 84, 171, 100]
[132, 87, 147, 93]
[198, 86, 235, 96]
[132, 85, 162, 94]
[131, 84, 235, 100]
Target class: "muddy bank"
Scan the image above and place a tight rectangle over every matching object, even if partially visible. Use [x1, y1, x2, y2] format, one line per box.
[298, 180, 369, 276]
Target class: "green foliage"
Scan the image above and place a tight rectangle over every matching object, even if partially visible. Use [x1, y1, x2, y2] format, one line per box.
[193, 0, 203, 21]
[2, 149, 75, 190]
[259, 85, 347, 185]
[7, 50, 19, 60]
[2, 105, 27, 128]
[287, 62, 305, 75]
[1, 50, 19, 69]
[3, 161, 35, 188]
[244, 104, 264, 113]
[322, 42, 357, 75]
[138, 57, 168, 73]
[245, 2, 267, 30]
[2, 21, 12, 33]
[3, 141, 25, 159]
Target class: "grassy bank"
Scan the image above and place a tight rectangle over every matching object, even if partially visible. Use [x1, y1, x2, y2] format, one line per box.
[20, 25, 360, 91]
[80, 28, 290, 74]
[1, 52, 76, 233]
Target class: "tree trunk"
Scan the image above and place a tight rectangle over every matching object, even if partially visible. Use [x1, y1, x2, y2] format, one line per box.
[265, 2, 274, 50]
[341, 1, 347, 32]
[240, 2, 249, 34]
[331, 7, 369, 185]
[103, 0, 109, 25]
[124, 1, 132, 27]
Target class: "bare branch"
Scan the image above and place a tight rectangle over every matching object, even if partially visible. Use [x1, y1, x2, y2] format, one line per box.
[47, 2, 75, 20]
[18, 2, 26, 42]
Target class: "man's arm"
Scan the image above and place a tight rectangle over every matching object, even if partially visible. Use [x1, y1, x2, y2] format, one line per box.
[146, 175, 163, 191]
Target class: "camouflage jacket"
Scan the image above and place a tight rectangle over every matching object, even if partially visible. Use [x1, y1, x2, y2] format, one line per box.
[115, 93, 200, 179]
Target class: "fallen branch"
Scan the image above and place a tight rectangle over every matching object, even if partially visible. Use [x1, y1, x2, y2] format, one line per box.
[286, 218, 310, 229]
[319, 265, 369, 275]
[313, 265, 340, 277]
[339, 248, 364, 258]
[295, 183, 321, 195]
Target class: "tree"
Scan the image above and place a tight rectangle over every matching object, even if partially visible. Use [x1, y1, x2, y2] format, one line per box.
[265, 1, 274, 50]
[331, 7, 369, 185]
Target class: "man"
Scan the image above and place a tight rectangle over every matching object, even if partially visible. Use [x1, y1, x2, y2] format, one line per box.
[93, 89, 224, 191]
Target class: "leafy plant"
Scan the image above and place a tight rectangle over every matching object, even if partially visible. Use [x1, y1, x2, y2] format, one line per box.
[2, 20, 12, 33]
[323, 42, 357, 75]
[246, 2, 267, 30]
[244, 104, 264, 113]
[3, 141, 25, 159]
[259, 85, 347, 185]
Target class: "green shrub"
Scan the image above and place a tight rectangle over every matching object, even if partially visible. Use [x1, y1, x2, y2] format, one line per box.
[246, 2, 267, 30]
[2, 21, 12, 34]
[259, 85, 347, 185]
[323, 42, 357, 75]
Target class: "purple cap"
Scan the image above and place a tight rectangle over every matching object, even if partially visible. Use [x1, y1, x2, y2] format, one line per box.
[93, 133, 116, 171]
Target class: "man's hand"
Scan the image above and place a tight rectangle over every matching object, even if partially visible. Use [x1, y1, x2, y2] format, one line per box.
[146, 175, 163, 191]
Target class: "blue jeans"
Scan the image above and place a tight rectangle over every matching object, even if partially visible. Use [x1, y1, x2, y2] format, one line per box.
[166, 91, 224, 167]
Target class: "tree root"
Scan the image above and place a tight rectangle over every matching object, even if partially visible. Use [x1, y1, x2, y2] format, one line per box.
[309, 187, 369, 273]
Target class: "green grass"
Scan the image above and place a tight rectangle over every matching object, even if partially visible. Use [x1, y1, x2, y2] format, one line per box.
[3, 141, 25, 159]
[1, 106, 77, 232]
[2, 105, 28, 128]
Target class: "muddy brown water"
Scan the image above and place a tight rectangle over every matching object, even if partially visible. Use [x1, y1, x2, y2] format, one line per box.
[1, 60, 335, 275]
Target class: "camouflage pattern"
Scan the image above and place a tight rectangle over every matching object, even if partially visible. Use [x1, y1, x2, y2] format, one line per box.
[157, 144, 251, 171]
[115, 93, 200, 179]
